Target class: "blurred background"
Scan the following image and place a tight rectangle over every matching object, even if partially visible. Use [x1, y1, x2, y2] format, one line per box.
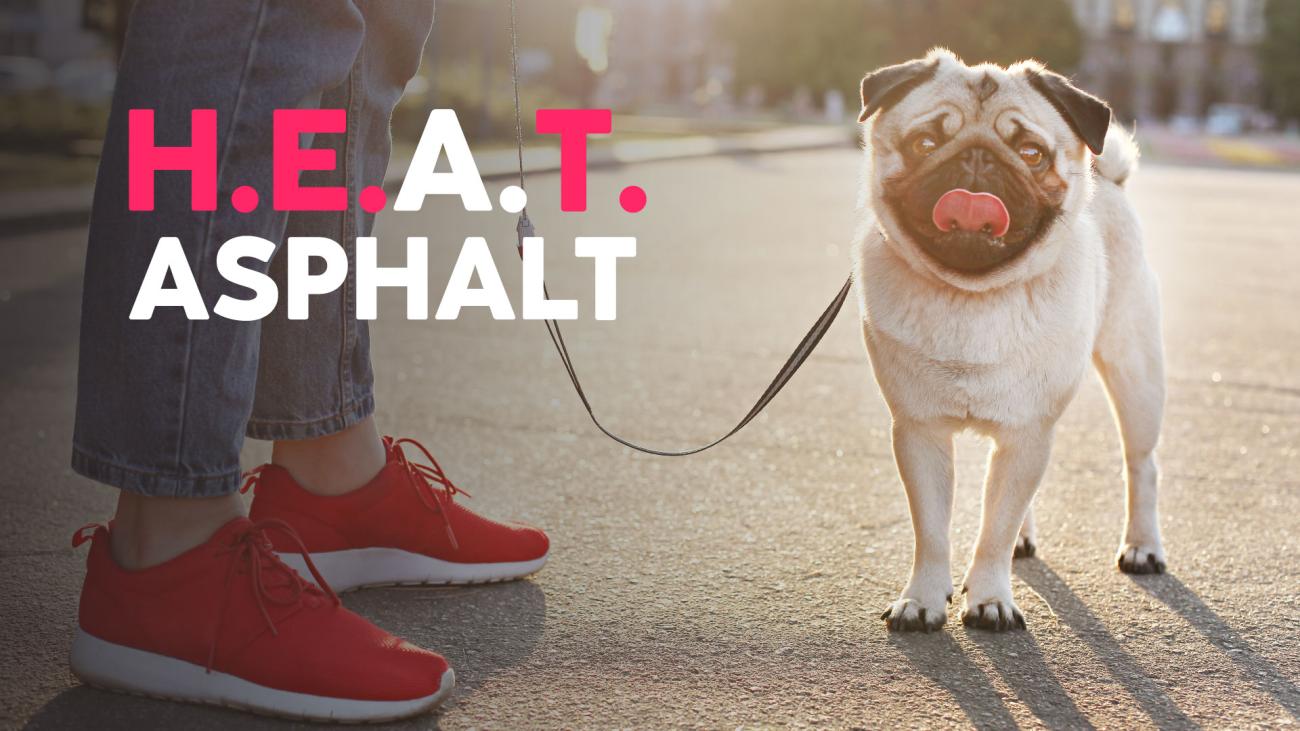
[3, 4, 1299, 727]
[3, 0, 1300, 193]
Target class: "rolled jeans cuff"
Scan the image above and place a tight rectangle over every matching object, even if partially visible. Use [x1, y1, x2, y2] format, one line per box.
[70, 448, 243, 498]
[244, 392, 375, 442]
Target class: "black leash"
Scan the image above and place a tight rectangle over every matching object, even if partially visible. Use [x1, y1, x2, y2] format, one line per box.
[508, 1, 851, 456]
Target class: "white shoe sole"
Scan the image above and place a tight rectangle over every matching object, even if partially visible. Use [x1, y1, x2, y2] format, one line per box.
[280, 547, 549, 593]
[70, 628, 454, 723]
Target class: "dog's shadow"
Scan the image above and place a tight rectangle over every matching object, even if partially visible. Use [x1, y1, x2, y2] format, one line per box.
[1131, 571, 1300, 721]
[1012, 560, 1298, 728]
[22, 580, 546, 730]
[893, 560, 1298, 729]
[1010, 560, 1197, 729]
[966, 626, 1094, 730]
[890, 613, 1093, 730]
[888, 631, 1022, 728]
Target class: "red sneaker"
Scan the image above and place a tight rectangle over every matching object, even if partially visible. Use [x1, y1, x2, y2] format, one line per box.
[70, 518, 454, 722]
[246, 436, 549, 592]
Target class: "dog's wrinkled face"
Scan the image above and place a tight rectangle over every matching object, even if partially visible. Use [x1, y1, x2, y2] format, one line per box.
[861, 50, 1111, 290]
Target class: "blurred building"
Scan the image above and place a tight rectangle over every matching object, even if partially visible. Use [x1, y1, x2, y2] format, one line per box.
[0, 0, 108, 64]
[592, 0, 734, 114]
[1071, 0, 1266, 125]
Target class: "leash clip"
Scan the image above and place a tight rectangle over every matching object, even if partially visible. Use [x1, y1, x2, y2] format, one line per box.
[515, 212, 534, 256]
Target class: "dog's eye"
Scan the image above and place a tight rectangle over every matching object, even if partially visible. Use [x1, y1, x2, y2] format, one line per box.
[1018, 143, 1045, 166]
[909, 134, 939, 158]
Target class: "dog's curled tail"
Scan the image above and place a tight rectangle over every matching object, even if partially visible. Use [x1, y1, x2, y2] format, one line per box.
[1093, 124, 1139, 186]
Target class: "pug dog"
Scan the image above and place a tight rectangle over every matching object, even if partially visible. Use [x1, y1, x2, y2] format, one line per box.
[853, 49, 1166, 632]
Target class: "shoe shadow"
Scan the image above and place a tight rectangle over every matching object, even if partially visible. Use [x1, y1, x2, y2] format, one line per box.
[22, 687, 291, 731]
[888, 631, 1020, 728]
[1132, 573, 1300, 721]
[22, 580, 546, 730]
[1012, 560, 1197, 730]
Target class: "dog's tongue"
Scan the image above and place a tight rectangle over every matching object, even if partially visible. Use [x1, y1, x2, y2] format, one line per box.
[932, 189, 1011, 238]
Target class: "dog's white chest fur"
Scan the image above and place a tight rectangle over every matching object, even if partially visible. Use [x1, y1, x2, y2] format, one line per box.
[855, 213, 1106, 428]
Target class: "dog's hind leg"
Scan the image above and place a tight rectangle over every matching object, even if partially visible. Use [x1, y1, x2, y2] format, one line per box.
[1014, 503, 1037, 558]
[881, 419, 955, 632]
[1093, 274, 1167, 574]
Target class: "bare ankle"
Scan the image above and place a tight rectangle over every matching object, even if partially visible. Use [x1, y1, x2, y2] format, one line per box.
[271, 417, 387, 497]
[110, 491, 245, 570]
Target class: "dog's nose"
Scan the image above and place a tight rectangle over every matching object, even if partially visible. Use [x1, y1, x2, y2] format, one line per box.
[958, 146, 998, 186]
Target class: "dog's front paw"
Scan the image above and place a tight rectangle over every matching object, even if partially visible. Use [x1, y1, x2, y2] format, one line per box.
[960, 578, 1025, 632]
[881, 596, 947, 632]
[1117, 542, 1166, 574]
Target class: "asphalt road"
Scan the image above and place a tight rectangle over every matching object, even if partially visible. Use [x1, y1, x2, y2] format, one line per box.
[2, 147, 1298, 729]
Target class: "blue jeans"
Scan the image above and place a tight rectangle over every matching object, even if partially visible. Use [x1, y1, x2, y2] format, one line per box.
[72, 0, 434, 497]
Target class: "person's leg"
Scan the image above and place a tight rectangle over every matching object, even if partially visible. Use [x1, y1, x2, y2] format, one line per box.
[69, 1, 452, 719]
[247, 1, 435, 496]
[242, 1, 549, 591]
[109, 492, 244, 570]
[72, 0, 366, 563]
[272, 416, 386, 495]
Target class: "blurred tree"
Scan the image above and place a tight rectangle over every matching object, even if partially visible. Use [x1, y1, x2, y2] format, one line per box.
[883, 0, 1082, 70]
[423, 0, 590, 139]
[722, 0, 890, 106]
[723, 0, 1082, 110]
[1259, 0, 1300, 124]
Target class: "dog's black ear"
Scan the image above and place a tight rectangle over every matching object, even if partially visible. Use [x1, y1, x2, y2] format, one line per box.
[1027, 70, 1111, 155]
[858, 59, 938, 123]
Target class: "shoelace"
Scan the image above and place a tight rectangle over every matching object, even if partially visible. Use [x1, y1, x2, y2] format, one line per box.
[239, 464, 268, 494]
[207, 518, 339, 672]
[385, 436, 472, 551]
